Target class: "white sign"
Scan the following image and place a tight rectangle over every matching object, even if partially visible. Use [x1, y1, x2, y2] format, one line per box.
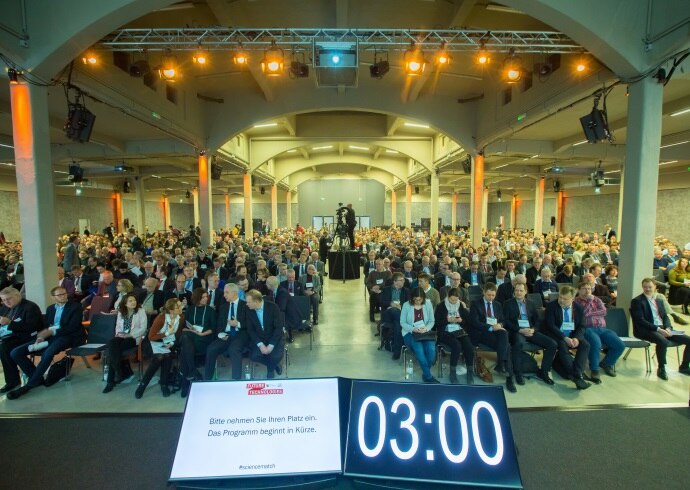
[170, 378, 342, 480]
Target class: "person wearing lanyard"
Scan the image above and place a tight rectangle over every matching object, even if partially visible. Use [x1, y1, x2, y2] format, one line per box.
[6, 287, 84, 400]
[400, 288, 439, 383]
[503, 283, 558, 386]
[630, 278, 690, 380]
[434, 288, 475, 384]
[203, 283, 249, 381]
[179, 287, 216, 397]
[299, 264, 321, 325]
[246, 289, 284, 379]
[542, 286, 591, 390]
[469, 283, 516, 393]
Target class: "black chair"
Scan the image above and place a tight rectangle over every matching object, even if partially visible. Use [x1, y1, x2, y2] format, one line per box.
[606, 308, 652, 373]
[64, 313, 116, 379]
[293, 295, 314, 350]
[527, 293, 544, 309]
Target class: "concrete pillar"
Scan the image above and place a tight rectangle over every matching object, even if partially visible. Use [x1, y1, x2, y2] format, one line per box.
[134, 177, 146, 234]
[197, 153, 213, 248]
[555, 191, 564, 233]
[224, 193, 231, 231]
[470, 154, 484, 248]
[430, 172, 439, 235]
[286, 190, 292, 228]
[533, 176, 545, 236]
[617, 76, 664, 317]
[405, 183, 412, 228]
[391, 189, 397, 226]
[9, 81, 56, 309]
[163, 196, 170, 228]
[114, 192, 124, 233]
[192, 187, 199, 227]
[510, 194, 517, 230]
[481, 186, 489, 232]
[243, 174, 253, 237]
[617, 169, 625, 237]
[271, 184, 278, 230]
[451, 192, 457, 231]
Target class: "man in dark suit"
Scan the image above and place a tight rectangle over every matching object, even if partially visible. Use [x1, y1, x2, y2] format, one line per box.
[525, 257, 543, 293]
[630, 278, 690, 380]
[6, 287, 84, 399]
[212, 256, 230, 282]
[280, 270, 304, 297]
[293, 254, 310, 280]
[70, 265, 91, 301]
[204, 283, 249, 380]
[62, 235, 80, 271]
[129, 228, 145, 254]
[246, 289, 284, 379]
[345, 203, 356, 250]
[468, 283, 517, 393]
[204, 272, 226, 310]
[182, 266, 202, 292]
[439, 273, 469, 304]
[0, 287, 43, 393]
[461, 262, 485, 289]
[434, 262, 454, 291]
[497, 274, 524, 305]
[266, 276, 303, 343]
[380, 273, 410, 359]
[503, 283, 558, 386]
[542, 286, 591, 389]
[363, 250, 378, 282]
[165, 274, 192, 307]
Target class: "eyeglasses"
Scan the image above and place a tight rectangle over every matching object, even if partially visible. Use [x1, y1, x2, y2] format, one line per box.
[53, 293, 68, 297]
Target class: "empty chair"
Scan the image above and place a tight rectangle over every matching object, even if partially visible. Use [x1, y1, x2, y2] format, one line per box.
[65, 313, 117, 379]
[605, 308, 652, 372]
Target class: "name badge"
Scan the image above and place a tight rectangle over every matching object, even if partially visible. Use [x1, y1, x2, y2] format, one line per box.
[163, 333, 176, 344]
[561, 321, 574, 335]
[471, 280, 478, 285]
[654, 319, 663, 326]
[413, 320, 425, 328]
[289, 292, 295, 296]
[376, 279, 384, 285]
[447, 323, 460, 333]
[406, 277, 413, 282]
[486, 317, 497, 326]
[192, 325, 203, 333]
[542, 291, 551, 298]
[306, 282, 313, 288]
[518, 319, 530, 328]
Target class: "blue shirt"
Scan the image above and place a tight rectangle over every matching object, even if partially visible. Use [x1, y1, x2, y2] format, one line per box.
[53, 304, 65, 329]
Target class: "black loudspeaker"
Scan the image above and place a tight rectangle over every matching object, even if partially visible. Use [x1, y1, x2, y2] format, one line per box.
[414, 186, 420, 194]
[579, 108, 610, 143]
[211, 162, 222, 180]
[461, 155, 472, 174]
[550, 216, 556, 226]
[65, 104, 96, 143]
[553, 180, 561, 192]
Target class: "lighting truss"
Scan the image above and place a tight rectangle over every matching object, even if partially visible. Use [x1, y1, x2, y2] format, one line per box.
[98, 28, 583, 54]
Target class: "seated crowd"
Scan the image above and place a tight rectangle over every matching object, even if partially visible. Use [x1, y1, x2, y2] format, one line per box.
[0, 222, 688, 401]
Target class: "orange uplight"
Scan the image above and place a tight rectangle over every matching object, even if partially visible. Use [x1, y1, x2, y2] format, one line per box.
[9, 83, 33, 164]
[476, 50, 490, 65]
[193, 51, 208, 65]
[403, 44, 426, 76]
[82, 52, 98, 65]
[233, 51, 248, 65]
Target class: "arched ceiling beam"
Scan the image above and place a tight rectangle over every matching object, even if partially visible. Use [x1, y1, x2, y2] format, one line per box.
[273, 154, 409, 183]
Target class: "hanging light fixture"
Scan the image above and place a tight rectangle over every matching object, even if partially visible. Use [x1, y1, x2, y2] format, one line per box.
[158, 50, 179, 82]
[81, 51, 98, 65]
[261, 41, 284, 76]
[403, 42, 426, 76]
[502, 48, 523, 83]
[436, 42, 451, 66]
[475, 41, 490, 65]
[233, 42, 248, 65]
[193, 44, 209, 65]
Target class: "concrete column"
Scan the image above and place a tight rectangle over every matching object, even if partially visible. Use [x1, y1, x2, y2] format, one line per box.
[163, 196, 170, 228]
[224, 193, 230, 230]
[271, 184, 278, 230]
[555, 191, 564, 233]
[510, 194, 517, 230]
[405, 183, 412, 228]
[481, 186, 489, 232]
[134, 177, 146, 234]
[470, 154, 484, 248]
[114, 192, 124, 233]
[430, 172, 439, 235]
[533, 176, 545, 236]
[197, 153, 213, 248]
[286, 190, 292, 228]
[243, 174, 253, 237]
[451, 192, 457, 231]
[192, 187, 200, 227]
[617, 76, 664, 316]
[391, 189, 397, 226]
[617, 169, 625, 236]
[9, 81, 56, 309]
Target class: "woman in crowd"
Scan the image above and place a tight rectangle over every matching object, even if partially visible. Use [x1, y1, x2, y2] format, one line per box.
[574, 281, 624, 384]
[103, 293, 148, 393]
[178, 287, 216, 397]
[434, 288, 474, 384]
[400, 288, 438, 383]
[111, 278, 133, 311]
[135, 298, 184, 398]
[668, 257, 690, 314]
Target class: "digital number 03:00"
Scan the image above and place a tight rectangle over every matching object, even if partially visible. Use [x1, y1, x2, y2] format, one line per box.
[356, 396, 504, 466]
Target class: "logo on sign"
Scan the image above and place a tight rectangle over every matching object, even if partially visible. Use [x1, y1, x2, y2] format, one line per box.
[246, 382, 284, 396]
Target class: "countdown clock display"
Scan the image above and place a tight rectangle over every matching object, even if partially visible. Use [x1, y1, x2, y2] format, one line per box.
[344, 380, 522, 488]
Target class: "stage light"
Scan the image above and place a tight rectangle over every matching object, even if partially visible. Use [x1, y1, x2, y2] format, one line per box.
[403, 43, 426, 76]
[476, 49, 490, 65]
[497, 189, 502, 201]
[81, 52, 98, 65]
[158, 51, 179, 82]
[575, 55, 588, 74]
[193, 47, 209, 65]
[261, 41, 284, 76]
[436, 43, 451, 66]
[289, 60, 309, 78]
[7, 68, 18, 83]
[502, 49, 523, 83]
[185, 190, 191, 199]
[233, 43, 249, 65]
[331, 54, 341, 64]
[593, 186, 601, 194]
[75, 187, 83, 196]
